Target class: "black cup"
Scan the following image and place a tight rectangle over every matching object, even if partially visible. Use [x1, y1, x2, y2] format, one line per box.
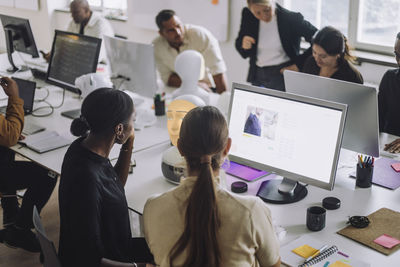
[356, 164, 373, 188]
[154, 99, 165, 116]
[307, 206, 326, 231]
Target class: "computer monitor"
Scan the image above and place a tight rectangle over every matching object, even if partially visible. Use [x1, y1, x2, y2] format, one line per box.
[46, 30, 101, 94]
[284, 70, 379, 157]
[228, 83, 347, 204]
[0, 14, 39, 73]
[104, 35, 158, 98]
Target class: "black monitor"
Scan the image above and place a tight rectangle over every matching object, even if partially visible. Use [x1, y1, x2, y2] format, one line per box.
[46, 30, 101, 94]
[0, 14, 39, 73]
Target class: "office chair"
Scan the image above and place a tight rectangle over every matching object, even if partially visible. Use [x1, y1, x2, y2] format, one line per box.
[32, 206, 62, 267]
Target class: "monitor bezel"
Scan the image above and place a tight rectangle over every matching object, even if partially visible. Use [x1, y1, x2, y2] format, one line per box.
[228, 83, 347, 191]
[0, 14, 39, 58]
[46, 30, 102, 94]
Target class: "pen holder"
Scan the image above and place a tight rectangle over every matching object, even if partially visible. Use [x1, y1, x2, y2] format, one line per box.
[356, 164, 373, 188]
[154, 99, 165, 116]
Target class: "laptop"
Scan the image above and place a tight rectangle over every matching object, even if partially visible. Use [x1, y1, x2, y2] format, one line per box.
[0, 77, 36, 115]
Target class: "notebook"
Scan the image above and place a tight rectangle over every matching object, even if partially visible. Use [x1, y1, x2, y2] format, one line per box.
[281, 235, 370, 267]
[349, 157, 400, 190]
[0, 77, 36, 115]
[19, 130, 72, 153]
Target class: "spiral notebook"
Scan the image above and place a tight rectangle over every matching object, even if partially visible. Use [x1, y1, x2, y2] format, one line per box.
[281, 235, 370, 267]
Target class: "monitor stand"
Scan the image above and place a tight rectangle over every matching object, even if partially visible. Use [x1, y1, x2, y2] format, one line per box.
[257, 177, 307, 204]
[5, 28, 29, 73]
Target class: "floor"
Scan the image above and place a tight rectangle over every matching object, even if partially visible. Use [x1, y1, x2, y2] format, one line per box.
[0, 181, 60, 267]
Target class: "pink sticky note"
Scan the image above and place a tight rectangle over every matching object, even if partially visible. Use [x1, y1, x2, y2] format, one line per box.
[373, 234, 400, 249]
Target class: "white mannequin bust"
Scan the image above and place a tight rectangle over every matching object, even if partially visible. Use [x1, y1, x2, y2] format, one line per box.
[172, 50, 210, 105]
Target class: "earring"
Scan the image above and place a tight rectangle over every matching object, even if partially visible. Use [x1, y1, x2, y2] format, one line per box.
[116, 133, 125, 143]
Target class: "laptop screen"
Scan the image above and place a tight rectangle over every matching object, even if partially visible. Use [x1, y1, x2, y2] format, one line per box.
[12, 77, 36, 114]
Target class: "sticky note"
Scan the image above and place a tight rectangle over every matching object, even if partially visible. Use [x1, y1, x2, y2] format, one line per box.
[292, 244, 318, 258]
[329, 261, 352, 267]
[373, 234, 400, 249]
[212, 0, 219, 5]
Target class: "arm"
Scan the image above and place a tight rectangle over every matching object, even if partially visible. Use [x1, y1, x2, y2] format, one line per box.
[167, 73, 182, 88]
[212, 73, 228, 93]
[235, 8, 258, 59]
[0, 77, 24, 147]
[252, 199, 281, 267]
[292, 14, 318, 70]
[114, 134, 134, 186]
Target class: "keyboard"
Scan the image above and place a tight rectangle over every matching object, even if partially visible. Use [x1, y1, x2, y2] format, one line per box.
[31, 68, 47, 81]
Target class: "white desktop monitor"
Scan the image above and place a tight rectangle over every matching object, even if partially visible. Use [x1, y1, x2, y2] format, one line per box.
[104, 36, 158, 98]
[284, 70, 379, 157]
[228, 83, 347, 204]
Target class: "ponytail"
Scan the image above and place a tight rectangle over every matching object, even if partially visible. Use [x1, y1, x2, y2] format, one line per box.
[169, 106, 228, 267]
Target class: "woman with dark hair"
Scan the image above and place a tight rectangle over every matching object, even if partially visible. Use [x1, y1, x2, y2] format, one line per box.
[302, 26, 363, 84]
[143, 106, 280, 267]
[58, 88, 153, 267]
[235, 0, 317, 91]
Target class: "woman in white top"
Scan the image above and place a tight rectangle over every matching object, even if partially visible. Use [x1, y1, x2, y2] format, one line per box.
[143, 106, 280, 267]
[235, 0, 317, 91]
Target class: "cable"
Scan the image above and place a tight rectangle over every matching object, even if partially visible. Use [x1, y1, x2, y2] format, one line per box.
[31, 88, 66, 117]
[34, 87, 50, 102]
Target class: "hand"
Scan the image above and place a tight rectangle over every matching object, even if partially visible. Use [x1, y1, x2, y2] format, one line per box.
[198, 80, 212, 93]
[0, 77, 19, 98]
[121, 133, 134, 151]
[19, 135, 25, 141]
[280, 64, 299, 74]
[242, 36, 255, 50]
[40, 50, 51, 63]
[384, 138, 400, 153]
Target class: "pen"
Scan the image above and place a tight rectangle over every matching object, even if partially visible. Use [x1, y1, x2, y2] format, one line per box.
[304, 244, 329, 263]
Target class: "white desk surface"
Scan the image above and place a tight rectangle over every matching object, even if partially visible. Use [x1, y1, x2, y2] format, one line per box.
[0, 54, 170, 174]
[124, 133, 400, 267]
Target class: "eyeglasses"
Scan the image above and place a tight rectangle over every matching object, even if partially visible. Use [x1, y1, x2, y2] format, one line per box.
[347, 216, 370, 228]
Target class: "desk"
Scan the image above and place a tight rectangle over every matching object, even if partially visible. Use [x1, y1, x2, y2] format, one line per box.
[0, 53, 170, 174]
[124, 133, 400, 267]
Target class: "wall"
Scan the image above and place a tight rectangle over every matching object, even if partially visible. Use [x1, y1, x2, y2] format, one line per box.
[0, 0, 394, 86]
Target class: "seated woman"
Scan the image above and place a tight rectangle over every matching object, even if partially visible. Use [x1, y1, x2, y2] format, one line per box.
[302, 26, 363, 84]
[143, 106, 280, 267]
[58, 88, 153, 267]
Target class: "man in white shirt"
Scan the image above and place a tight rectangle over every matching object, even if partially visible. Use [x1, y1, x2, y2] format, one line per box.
[153, 10, 228, 94]
[41, 0, 113, 62]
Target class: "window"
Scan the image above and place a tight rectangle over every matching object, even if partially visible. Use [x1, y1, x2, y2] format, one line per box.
[283, 0, 399, 54]
[69, 0, 127, 11]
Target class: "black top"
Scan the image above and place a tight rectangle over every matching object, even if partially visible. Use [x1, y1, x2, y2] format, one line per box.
[378, 68, 400, 136]
[302, 56, 364, 84]
[58, 138, 133, 267]
[235, 4, 317, 84]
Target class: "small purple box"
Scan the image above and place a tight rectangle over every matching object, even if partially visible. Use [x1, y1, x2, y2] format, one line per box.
[223, 161, 269, 182]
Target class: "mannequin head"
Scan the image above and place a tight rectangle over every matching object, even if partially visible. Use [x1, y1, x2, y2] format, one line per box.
[167, 99, 197, 146]
[175, 50, 205, 84]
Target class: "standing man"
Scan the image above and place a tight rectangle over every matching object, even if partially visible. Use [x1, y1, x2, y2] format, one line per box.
[0, 77, 57, 252]
[153, 9, 228, 94]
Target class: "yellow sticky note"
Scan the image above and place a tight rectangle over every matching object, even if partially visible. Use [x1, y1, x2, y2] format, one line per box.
[292, 244, 318, 258]
[212, 0, 219, 5]
[329, 261, 352, 267]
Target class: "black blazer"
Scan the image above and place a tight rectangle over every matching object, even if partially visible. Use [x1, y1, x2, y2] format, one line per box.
[235, 4, 317, 83]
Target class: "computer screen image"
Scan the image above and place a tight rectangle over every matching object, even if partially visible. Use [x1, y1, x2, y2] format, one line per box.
[228, 83, 347, 204]
[46, 30, 101, 94]
[104, 35, 158, 98]
[0, 14, 39, 73]
[284, 70, 379, 157]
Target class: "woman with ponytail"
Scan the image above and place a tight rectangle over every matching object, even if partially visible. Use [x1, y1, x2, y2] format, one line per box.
[143, 106, 280, 267]
[302, 26, 363, 84]
[59, 88, 154, 267]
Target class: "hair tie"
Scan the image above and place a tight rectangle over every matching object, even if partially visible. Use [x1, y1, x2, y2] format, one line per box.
[80, 115, 90, 128]
[200, 155, 212, 165]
